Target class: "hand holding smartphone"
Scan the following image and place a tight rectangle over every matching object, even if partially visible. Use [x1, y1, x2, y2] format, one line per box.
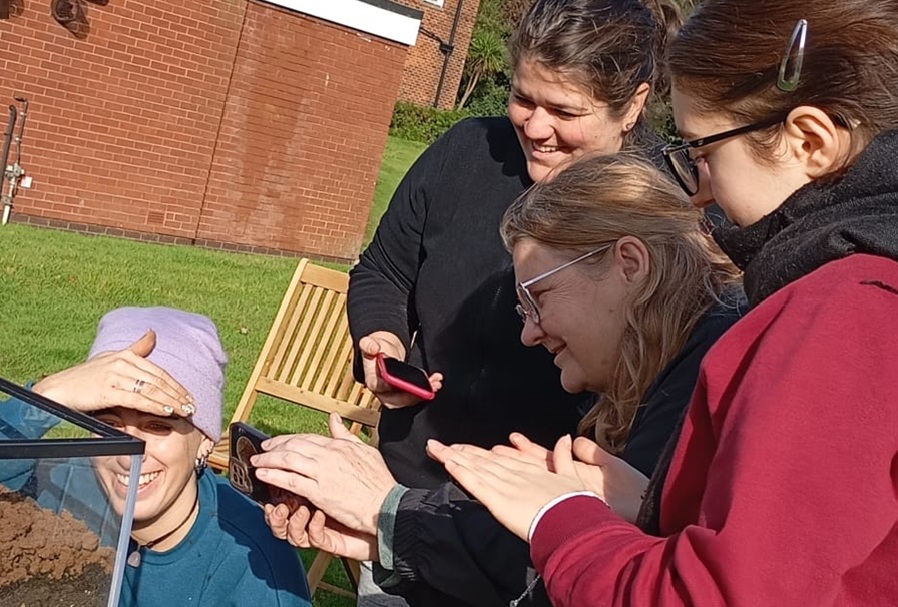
[375, 353, 436, 401]
[229, 422, 306, 507]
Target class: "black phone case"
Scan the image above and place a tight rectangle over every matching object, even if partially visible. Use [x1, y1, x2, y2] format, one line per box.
[228, 421, 275, 503]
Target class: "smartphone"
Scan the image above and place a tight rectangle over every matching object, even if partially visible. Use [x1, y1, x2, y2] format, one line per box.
[376, 353, 436, 401]
[228, 422, 282, 504]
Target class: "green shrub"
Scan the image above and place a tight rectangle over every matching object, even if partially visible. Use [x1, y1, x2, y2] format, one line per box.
[389, 101, 471, 144]
[648, 98, 679, 144]
[464, 70, 511, 117]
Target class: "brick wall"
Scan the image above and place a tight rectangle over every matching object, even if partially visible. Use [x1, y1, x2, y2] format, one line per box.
[0, 0, 409, 262]
[196, 3, 407, 259]
[393, 0, 480, 109]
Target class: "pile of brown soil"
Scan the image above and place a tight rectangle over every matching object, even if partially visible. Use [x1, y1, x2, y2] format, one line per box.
[0, 488, 115, 607]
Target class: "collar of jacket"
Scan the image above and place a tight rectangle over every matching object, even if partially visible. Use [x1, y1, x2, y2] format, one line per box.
[713, 128, 898, 307]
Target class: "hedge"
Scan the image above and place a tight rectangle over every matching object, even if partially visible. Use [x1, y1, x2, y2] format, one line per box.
[389, 101, 471, 144]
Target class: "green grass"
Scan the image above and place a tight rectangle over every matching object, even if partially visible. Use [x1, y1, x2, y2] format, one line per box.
[0, 225, 296, 426]
[0, 135, 424, 606]
[0, 226, 351, 605]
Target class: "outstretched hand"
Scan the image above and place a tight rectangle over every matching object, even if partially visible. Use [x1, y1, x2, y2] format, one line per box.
[494, 433, 648, 523]
[427, 435, 596, 541]
[252, 412, 398, 535]
[32, 330, 194, 417]
[359, 332, 443, 409]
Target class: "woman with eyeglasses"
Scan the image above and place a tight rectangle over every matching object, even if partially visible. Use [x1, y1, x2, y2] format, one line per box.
[253, 152, 743, 606]
[429, 1, 898, 605]
[322, 0, 690, 604]
[499, 153, 743, 476]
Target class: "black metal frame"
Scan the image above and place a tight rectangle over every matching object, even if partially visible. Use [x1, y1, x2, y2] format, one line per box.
[0, 376, 145, 459]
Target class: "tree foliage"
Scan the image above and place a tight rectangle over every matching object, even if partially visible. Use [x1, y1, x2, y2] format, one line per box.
[455, 0, 514, 112]
[501, 0, 532, 27]
[457, 27, 506, 109]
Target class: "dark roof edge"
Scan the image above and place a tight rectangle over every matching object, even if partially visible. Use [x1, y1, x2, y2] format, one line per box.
[356, 0, 423, 21]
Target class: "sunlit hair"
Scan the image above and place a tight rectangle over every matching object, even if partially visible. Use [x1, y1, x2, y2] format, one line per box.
[668, 0, 898, 166]
[509, 0, 683, 146]
[501, 154, 740, 453]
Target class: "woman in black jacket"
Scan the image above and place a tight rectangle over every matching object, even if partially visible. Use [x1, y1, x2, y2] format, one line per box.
[253, 154, 743, 606]
[330, 1, 686, 604]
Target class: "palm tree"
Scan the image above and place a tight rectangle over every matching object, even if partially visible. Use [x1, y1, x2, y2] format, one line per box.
[457, 28, 506, 110]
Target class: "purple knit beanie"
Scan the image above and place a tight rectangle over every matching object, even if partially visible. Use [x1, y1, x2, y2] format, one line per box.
[88, 307, 227, 442]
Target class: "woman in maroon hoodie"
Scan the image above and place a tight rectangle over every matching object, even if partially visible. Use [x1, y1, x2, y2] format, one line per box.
[429, 1, 898, 605]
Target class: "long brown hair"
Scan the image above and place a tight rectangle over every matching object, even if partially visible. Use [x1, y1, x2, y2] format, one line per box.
[501, 154, 740, 452]
[668, 0, 898, 163]
[509, 0, 684, 146]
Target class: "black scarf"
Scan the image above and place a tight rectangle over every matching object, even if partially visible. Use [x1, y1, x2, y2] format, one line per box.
[714, 129, 898, 307]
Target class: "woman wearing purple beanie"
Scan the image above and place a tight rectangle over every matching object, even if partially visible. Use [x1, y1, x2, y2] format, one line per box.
[3, 307, 312, 606]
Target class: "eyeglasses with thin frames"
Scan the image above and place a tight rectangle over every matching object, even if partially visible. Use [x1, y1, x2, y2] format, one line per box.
[661, 116, 785, 196]
[515, 245, 612, 325]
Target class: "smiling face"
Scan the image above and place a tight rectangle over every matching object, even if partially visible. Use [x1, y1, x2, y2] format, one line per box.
[512, 238, 630, 394]
[670, 85, 813, 226]
[508, 58, 634, 183]
[92, 408, 211, 529]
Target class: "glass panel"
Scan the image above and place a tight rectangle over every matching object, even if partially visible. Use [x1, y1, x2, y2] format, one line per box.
[0, 380, 142, 607]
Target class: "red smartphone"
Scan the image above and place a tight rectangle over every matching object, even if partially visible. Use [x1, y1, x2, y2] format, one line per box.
[375, 353, 436, 401]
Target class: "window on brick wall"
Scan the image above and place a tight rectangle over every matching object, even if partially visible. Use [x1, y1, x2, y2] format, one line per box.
[423, 0, 445, 7]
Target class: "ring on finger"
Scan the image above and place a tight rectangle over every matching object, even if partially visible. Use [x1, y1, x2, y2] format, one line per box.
[133, 379, 146, 394]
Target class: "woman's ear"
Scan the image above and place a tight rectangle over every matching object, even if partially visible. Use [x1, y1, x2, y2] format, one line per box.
[782, 106, 851, 178]
[613, 236, 650, 284]
[196, 436, 214, 461]
[622, 82, 651, 132]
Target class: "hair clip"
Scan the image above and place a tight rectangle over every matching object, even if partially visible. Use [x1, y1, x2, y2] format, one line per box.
[778, 19, 808, 92]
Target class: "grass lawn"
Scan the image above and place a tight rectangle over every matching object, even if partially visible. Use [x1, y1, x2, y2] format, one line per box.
[0, 135, 425, 606]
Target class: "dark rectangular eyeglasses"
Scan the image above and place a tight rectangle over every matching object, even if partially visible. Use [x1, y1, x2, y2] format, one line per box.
[662, 116, 785, 196]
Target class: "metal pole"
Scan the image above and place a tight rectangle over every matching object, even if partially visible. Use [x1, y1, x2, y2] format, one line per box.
[1, 105, 18, 225]
[432, 0, 465, 108]
[0, 105, 16, 185]
[2, 97, 27, 225]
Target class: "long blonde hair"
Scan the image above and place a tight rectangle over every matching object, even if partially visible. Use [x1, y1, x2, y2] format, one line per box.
[501, 154, 740, 453]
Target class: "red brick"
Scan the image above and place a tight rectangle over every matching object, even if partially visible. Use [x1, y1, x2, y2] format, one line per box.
[390, 0, 481, 109]
[0, 0, 411, 261]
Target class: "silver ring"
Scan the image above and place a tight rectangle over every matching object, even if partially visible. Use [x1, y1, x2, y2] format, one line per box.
[133, 379, 146, 394]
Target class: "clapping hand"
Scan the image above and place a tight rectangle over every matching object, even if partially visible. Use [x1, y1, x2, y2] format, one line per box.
[495, 433, 648, 523]
[427, 435, 594, 541]
[427, 432, 650, 541]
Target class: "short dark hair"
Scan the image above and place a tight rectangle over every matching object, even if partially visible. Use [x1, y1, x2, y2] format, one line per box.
[509, 0, 683, 141]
